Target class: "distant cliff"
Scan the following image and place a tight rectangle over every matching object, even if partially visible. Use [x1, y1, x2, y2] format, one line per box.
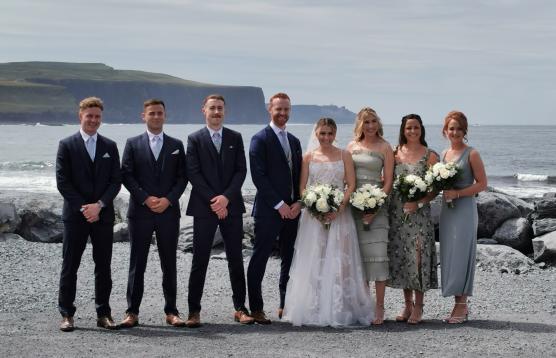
[0, 62, 356, 125]
[0, 62, 268, 124]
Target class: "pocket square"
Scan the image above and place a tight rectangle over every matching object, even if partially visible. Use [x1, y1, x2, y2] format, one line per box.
[102, 153, 110, 158]
[229, 145, 234, 149]
[171, 149, 180, 155]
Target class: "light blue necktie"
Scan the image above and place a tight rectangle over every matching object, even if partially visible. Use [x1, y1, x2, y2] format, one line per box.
[86, 137, 96, 161]
[279, 131, 291, 166]
[212, 132, 222, 153]
[152, 135, 162, 160]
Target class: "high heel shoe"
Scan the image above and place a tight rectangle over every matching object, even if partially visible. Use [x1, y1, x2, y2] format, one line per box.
[372, 304, 385, 325]
[407, 303, 424, 325]
[395, 300, 413, 322]
[447, 303, 468, 324]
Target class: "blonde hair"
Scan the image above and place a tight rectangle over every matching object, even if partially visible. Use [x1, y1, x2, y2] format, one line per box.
[354, 107, 383, 141]
[79, 97, 103, 112]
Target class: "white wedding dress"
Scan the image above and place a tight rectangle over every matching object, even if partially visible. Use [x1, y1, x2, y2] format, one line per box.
[282, 157, 374, 327]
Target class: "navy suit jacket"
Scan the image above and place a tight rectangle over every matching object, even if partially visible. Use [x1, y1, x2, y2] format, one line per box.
[121, 132, 187, 219]
[249, 125, 302, 218]
[56, 132, 122, 223]
[185, 127, 246, 218]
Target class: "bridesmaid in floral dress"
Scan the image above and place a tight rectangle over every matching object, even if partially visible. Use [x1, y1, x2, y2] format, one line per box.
[387, 114, 439, 324]
[439, 111, 487, 324]
[347, 107, 394, 325]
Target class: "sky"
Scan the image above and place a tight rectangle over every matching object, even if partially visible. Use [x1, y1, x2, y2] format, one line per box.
[1, 0, 555, 125]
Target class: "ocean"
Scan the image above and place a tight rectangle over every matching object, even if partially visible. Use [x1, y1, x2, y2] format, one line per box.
[1, 123, 555, 199]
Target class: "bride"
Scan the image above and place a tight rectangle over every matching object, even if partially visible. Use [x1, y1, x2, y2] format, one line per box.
[282, 118, 374, 327]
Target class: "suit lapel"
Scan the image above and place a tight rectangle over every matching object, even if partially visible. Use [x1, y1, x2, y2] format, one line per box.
[142, 132, 156, 169]
[220, 127, 230, 164]
[266, 126, 289, 166]
[93, 134, 106, 178]
[202, 127, 219, 161]
[74, 132, 93, 176]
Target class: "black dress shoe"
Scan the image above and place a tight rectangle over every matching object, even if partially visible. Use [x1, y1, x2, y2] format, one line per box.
[97, 315, 118, 330]
[60, 316, 74, 332]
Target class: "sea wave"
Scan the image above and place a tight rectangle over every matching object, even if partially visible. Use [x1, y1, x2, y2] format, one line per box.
[515, 173, 551, 182]
[0, 161, 54, 171]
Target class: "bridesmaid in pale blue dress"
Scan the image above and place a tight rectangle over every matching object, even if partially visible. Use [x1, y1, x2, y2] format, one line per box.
[347, 107, 394, 325]
[439, 111, 487, 324]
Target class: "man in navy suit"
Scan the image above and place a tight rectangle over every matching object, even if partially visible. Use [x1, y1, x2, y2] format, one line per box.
[247, 92, 302, 324]
[184, 94, 254, 327]
[56, 97, 122, 332]
[120, 99, 188, 328]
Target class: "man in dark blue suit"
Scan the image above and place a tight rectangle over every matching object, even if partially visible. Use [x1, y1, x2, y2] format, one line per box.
[56, 97, 122, 332]
[184, 94, 254, 327]
[120, 99, 188, 328]
[247, 92, 302, 324]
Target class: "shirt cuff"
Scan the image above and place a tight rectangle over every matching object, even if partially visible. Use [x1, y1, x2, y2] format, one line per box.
[274, 200, 285, 210]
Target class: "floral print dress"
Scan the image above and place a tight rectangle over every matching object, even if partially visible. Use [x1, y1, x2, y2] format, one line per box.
[387, 149, 438, 291]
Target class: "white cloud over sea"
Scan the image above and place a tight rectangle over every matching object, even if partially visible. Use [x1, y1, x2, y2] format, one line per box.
[1, 0, 555, 124]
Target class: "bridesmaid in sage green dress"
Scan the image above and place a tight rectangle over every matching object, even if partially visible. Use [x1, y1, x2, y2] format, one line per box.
[347, 107, 394, 325]
[439, 111, 487, 324]
[387, 114, 439, 325]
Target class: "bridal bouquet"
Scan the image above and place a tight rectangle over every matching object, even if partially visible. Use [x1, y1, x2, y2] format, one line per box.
[394, 173, 431, 221]
[425, 162, 462, 208]
[301, 183, 344, 229]
[350, 184, 388, 231]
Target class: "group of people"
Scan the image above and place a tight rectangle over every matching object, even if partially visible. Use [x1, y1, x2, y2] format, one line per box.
[55, 92, 486, 332]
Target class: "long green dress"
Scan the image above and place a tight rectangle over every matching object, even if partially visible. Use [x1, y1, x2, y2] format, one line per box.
[387, 149, 438, 291]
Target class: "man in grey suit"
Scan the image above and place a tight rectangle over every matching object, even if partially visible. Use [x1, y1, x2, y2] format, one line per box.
[184, 94, 253, 327]
[56, 97, 121, 332]
[120, 99, 188, 328]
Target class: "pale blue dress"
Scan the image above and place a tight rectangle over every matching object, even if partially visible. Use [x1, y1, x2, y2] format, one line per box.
[439, 146, 477, 297]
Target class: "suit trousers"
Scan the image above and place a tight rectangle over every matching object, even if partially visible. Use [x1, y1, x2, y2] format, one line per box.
[126, 214, 180, 315]
[247, 215, 299, 312]
[188, 215, 246, 313]
[58, 220, 113, 318]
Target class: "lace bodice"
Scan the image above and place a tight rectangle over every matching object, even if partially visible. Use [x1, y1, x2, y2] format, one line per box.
[307, 160, 345, 188]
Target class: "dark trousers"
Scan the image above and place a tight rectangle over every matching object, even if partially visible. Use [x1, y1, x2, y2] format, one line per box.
[247, 215, 298, 312]
[188, 215, 246, 313]
[126, 214, 180, 315]
[58, 220, 113, 318]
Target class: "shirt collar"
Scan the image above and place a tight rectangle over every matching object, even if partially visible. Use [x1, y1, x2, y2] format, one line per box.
[79, 128, 98, 142]
[146, 129, 164, 142]
[206, 126, 223, 137]
[269, 121, 287, 136]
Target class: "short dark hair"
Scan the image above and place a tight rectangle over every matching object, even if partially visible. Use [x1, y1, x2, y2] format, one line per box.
[143, 98, 165, 109]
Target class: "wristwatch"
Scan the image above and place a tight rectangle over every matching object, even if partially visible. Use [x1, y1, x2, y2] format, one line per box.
[417, 202, 424, 209]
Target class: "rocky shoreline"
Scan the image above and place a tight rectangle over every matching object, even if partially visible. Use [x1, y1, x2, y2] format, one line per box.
[1, 188, 556, 357]
[2, 187, 556, 269]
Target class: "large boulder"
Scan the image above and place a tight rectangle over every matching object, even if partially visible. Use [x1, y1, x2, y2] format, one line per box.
[532, 218, 556, 237]
[532, 231, 556, 263]
[113, 222, 129, 242]
[8, 192, 64, 243]
[477, 192, 522, 238]
[492, 217, 533, 253]
[0, 202, 20, 233]
[531, 198, 556, 220]
[476, 244, 535, 274]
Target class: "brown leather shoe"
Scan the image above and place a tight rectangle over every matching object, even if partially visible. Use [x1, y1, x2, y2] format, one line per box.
[166, 313, 186, 327]
[185, 312, 201, 328]
[251, 311, 271, 325]
[59, 316, 74, 332]
[277, 308, 284, 319]
[119, 313, 139, 328]
[97, 315, 118, 330]
[234, 310, 255, 325]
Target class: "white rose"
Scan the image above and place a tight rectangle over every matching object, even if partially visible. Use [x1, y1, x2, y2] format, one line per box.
[304, 191, 317, 206]
[315, 197, 330, 213]
[440, 168, 450, 179]
[366, 197, 377, 208]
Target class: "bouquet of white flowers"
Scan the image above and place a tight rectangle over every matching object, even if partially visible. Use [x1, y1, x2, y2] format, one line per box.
[350, 184, 388, 231]
[301, 183, 344, 229]
[394, 173, 431, 221]
[425, 162, 462, 208]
